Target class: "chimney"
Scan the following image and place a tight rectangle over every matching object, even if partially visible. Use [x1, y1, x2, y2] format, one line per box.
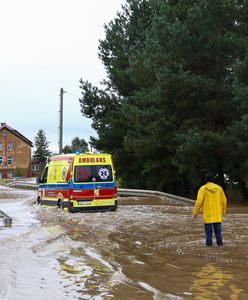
[0, 123, 6, 127]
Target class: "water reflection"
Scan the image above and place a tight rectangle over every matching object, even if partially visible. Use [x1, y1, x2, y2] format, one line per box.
[57, 246, 116, 299]
[190, 264, 243, 300]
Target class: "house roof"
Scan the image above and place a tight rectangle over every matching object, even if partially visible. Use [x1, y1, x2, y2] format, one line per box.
[0, 123, 33, 147]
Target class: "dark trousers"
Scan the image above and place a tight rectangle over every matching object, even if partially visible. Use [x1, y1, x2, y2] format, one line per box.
[204, 222, 223, 246]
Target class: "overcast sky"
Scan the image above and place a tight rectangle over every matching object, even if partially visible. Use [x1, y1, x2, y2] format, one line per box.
[0, 0, 125, 153]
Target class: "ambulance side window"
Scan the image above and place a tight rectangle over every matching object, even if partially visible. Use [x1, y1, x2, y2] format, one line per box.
[41, 167, 48, 183]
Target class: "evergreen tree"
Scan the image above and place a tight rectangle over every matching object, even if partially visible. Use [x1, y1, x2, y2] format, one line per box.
[62, 137, 89, 153]
[33, 129, 51, 163]
[79, 0, 248, 198]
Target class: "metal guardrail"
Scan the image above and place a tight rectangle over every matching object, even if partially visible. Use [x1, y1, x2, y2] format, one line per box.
[0, 210, 12, 227]
[5, 181, 38, 190]
[4, 181, 194, 205]
[118, 188, 195, 205]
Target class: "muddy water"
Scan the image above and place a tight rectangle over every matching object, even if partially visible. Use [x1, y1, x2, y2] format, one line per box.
[0, 187, 248, 299]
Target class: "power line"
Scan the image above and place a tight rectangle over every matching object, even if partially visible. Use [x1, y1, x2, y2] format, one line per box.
[64, 91, 81, 99]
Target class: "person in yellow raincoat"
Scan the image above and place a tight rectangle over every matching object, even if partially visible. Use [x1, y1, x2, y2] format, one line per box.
[193, 173, 227, 246]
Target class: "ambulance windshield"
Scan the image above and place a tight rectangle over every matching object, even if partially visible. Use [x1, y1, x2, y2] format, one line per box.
[74, 165, 113, 183]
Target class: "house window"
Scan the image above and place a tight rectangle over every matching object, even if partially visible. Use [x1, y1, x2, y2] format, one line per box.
[7, 157, 13, 165]
[7, 143, 13, 151]
[0, 143, 2, 151]
[0, 157, 2, 165]
[32, 165, 39, 172]
[7, 171, 13, 178]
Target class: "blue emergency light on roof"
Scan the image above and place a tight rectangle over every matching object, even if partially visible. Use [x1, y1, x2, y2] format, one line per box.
[75, 150, 81, 155]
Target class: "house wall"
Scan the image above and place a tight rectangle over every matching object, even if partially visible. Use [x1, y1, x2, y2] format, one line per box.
[0, 128, 32, 178]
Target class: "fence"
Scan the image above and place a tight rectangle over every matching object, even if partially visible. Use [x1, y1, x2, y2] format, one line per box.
[4, 181, 194, 205]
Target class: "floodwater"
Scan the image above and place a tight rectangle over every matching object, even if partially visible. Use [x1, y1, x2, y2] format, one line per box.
[0, 187, 248, 300]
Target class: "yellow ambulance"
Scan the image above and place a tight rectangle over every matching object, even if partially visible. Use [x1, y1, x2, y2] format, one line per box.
[37, 152, 117, 212]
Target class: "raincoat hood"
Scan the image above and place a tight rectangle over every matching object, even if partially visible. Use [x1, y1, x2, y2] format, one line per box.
[205, 182, 218, 193]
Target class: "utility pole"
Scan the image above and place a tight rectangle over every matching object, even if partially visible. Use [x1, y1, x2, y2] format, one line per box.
[58, 88, 65, 154]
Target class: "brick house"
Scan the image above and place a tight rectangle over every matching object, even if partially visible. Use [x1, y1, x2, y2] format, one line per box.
[0, 123, 33, 179]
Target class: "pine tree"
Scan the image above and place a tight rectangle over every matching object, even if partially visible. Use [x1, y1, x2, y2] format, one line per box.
[79, 0, 248, 198]
[62, 137, 89, 153]
[33, 129, 51, 163]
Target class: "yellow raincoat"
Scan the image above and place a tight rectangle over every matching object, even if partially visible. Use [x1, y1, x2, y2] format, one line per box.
[193, 182, 227, 224]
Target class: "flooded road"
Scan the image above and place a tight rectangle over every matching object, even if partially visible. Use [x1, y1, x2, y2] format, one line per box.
[1, 186, 248, 299]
